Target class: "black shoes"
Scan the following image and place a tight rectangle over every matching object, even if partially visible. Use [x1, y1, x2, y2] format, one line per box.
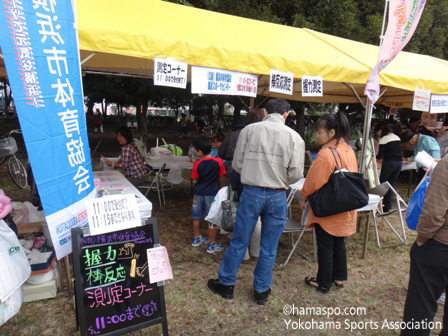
[207, 278, 271, 304]
[254, 288, 271, 305]
[207, 279, 234, 299]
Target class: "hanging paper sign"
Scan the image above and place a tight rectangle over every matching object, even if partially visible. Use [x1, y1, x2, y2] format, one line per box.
[147, 246, 173, 284]
[413, 87, 431, 112]
[0, 0, 95, 259]
[430, 94, 448, 114]
[269, 70, 293, 95]
[86, 194, 141, 236]
[301, 76, 323, 97]
[153, 58, 188, 89]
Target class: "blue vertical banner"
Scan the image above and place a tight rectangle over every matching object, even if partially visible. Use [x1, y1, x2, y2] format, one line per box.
[0, 0, 94, 259]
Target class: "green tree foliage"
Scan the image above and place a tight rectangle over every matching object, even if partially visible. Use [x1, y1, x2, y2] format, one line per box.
[167, 0, 448, 60]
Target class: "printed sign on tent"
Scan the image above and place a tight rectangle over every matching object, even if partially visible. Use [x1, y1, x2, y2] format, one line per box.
[270, 70, 293, 95]
[301, 76, 323, 97]
[191, 67, 235, 95]
[413, 87, 431, 112]
[154, 58, 188, 89]
[430, 94, 448, 114]
[234, 73, 258, 97]
[86, 194, 141, 236]
[0, 0, 95, 259]
[191, 66, 258, 97]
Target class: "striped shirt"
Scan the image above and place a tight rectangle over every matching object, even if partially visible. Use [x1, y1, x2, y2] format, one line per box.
[120, 143, 147, 179]
[417, 154, 448, 245]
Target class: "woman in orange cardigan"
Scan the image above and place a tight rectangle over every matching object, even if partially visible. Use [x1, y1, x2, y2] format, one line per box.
[301, 112, 358, 293]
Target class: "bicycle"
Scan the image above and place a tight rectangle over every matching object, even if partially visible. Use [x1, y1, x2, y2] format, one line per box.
[0, 130, 28, 189]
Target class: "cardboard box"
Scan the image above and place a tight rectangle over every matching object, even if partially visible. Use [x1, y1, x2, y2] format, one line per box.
[17, 221, 43, 235]
[23, 278, 57, 302]
[30, 250, 56, 275]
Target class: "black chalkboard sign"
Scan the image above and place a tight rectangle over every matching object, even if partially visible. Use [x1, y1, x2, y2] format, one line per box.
[72, 218, 168, 336]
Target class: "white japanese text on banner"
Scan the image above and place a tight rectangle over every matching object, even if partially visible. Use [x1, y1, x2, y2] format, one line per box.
[0, 0, 95, 259]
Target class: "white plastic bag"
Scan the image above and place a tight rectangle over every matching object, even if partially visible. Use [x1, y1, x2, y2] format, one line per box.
[0, 220, 31, 302]
[12, 202, 45, 225]
[133, 138, 148, 158]
[205, 186, 228, 227]
[0, 287, 23, 327]
[166, 165, 184, 185]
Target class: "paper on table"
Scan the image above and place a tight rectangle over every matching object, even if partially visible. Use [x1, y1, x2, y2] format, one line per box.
[414, 150, 436, 169]
[146, 246, 173, 284]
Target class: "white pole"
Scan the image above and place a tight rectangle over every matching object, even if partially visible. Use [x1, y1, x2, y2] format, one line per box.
[359, 0, 389, 173]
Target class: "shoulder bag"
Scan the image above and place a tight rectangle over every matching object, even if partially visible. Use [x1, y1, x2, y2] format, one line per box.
[221, 186, 238, 232]
[308, 148, 368, 217]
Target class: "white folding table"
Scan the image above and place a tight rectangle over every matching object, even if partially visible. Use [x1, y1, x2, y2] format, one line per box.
[93, 170, 152, 219]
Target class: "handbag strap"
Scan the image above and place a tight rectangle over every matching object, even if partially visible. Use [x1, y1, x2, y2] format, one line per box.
[329, 147, 345, 176]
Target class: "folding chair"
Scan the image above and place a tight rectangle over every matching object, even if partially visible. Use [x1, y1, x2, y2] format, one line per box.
[138, 163, 167, 210]
[359, 182, 407, 258]
[278, 179, 317, 267]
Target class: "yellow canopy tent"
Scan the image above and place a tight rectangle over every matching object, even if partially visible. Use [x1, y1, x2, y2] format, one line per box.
[76, 0, 448, 108]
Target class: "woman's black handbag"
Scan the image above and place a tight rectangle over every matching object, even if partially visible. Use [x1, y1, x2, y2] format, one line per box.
[307, 148, 368, 217]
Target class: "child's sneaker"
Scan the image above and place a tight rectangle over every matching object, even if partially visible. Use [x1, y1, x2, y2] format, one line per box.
[192, 235, 209, 247]
[207, 242, 224, 254]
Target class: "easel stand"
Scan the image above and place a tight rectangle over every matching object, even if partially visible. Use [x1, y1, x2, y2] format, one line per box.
[71, 218, 169, 336]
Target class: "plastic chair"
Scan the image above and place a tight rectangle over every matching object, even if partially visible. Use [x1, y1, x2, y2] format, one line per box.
[138, 163, 167, 210]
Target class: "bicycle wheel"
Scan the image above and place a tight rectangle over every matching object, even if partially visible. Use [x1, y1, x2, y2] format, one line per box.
[8, 156, 28, 189]
[0, 156, 6, 165]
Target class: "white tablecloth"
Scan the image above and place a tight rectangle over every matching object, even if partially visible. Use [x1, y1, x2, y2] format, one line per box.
[93, 170, 152, 218]
[401, 162, 417, 171]
[145, 155, 193, 170]
[289, 177, 381, 212]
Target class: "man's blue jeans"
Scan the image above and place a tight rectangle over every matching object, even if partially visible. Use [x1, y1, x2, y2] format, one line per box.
[218, 186, 287, 292]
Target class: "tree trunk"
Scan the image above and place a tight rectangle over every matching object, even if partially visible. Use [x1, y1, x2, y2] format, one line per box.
[295, 103, 305, 140]
[136, 100, 149, 145]
[86, 99, 95, 117]
[289, 101, 305, 139]
[232, 98, 242, 128]
[217, 97, 225, 120]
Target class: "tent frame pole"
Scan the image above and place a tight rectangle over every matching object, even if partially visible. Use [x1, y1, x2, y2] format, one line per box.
[359, 98, 374, 173]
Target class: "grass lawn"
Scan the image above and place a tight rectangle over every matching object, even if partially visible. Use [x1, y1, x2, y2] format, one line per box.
[0, 120, 444, 335]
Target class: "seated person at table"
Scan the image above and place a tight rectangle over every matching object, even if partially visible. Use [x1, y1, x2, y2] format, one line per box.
[104, 126, 148, 186]
[375, 122, 403, 213]
[191, 137, 226, 254]
[401, 130, 441, 182]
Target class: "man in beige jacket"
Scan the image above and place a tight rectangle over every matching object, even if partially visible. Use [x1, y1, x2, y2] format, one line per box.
[208, 98, 305, 305]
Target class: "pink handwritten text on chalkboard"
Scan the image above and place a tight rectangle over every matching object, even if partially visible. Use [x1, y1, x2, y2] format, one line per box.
[87, 282, 153, 308]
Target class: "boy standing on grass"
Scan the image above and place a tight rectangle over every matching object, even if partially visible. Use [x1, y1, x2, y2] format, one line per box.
[191, 137, 226, 253]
